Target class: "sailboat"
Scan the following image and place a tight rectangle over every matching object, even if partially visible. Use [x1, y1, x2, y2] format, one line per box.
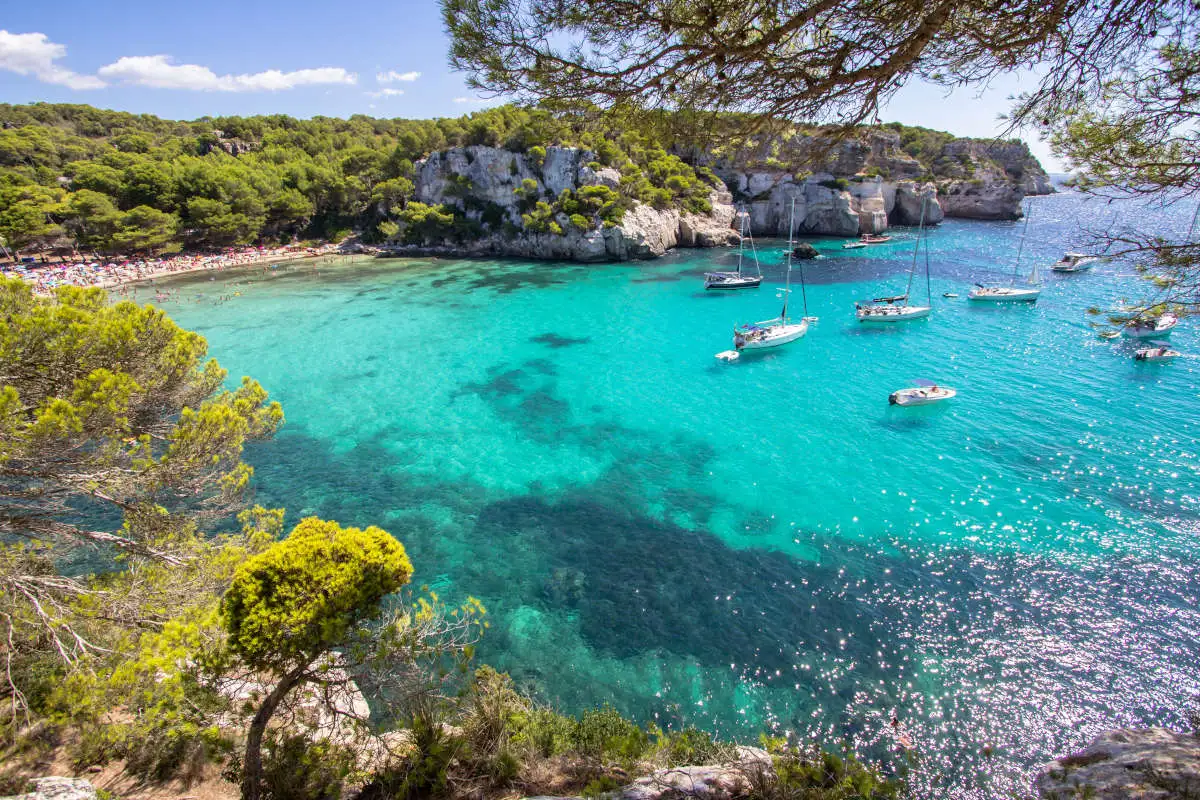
[1123, 312, 1178, 338]
[856, 198, 933, 322]
[705, 207, 763, 289]
[733, 200, 810, 351]
[969, 202, 1042, 302]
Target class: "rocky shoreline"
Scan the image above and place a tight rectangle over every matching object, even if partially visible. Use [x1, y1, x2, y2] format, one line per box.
[387, 131, 1051, 264]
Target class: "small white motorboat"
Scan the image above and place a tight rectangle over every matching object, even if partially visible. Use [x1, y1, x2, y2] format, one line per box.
[1123, 313, 1178, 338]
[1134, 345, 1182, 362]
[715, 349, 741, 362]
[1050, 253, 1098, 272]
[968, 285, 1041, 302]
[842, 240, 868, 250]
[889, 382, 956, 406]
[943, 292, 959, 298]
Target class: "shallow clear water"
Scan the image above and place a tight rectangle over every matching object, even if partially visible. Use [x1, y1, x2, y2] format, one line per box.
[148, 190, 1200, 798]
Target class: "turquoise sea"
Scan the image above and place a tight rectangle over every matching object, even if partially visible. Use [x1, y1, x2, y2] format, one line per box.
[148, 189, 1200, 798]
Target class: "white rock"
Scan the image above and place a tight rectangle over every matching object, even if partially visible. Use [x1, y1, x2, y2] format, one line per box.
[1, 777, 97, 800]
[1036, 727, 1200, 800]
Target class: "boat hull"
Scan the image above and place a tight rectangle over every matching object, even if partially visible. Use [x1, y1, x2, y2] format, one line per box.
[705, 275, 763, 289]
[1123, 315, 1178, 338]
[735, 320, 809, 350]
[856, 305, 932, 322]
[1135, 348, 1180, 361]
[968, 287, 1041, 302]
[889, 387, 956, 406]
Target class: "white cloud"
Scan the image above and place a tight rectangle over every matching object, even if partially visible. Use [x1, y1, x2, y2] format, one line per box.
[453, 97, 478, 103]
[377, 70, 420, 83]
[366, 88, 404, 98]
[97, 55, 356, 92]
[0, 30, 104, 89]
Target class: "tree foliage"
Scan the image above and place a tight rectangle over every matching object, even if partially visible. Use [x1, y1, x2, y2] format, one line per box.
[222, 518, 413, 672]
[443, 0, 1178, 129]
[0, 274, 282, 698]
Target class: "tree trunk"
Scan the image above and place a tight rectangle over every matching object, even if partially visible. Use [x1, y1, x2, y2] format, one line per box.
[241, 664, 307, 800]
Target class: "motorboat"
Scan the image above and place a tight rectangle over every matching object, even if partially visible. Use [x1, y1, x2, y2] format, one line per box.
[969, 202, 1042, 302]
[1122, 312, 1178, 338]
[1050, 253, 1098, 272]
[1134, 346, 1181, 362]
[843, 233, 892, 250]
[889, 384, 956, 406]
[706, 207, 762, 289]
[856, 197, 934, 322]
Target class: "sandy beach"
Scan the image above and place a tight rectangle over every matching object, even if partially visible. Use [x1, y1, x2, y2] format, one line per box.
[5, 243, 344, 295]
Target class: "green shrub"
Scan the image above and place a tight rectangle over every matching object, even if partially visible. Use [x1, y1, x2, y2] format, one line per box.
[510, 707, 576, 758]
[572, 706, 648, 764]
[661, 727, 735, 767]
[581, 774, 625, 798]
[569, 213, 591, 231]
[255, 734, 356, 800]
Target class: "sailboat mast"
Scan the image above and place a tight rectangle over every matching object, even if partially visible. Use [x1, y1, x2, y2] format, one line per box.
[904, 197, 927, 306]
[736, 207, 745, 277]
[924, 202, 933, 305]
[782, 199, 795, 320]
[1012, 201, 1032, 285]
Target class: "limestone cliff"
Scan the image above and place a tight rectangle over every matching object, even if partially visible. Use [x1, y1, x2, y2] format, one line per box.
[701, 127, 1049, 233]
[388, 145, 737, 262]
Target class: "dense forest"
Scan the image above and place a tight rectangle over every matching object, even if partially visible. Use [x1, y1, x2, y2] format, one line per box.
[0, 103, 1029, 256]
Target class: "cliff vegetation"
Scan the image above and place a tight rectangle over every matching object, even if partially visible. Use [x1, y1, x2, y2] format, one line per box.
[0, 103, 1047, 263]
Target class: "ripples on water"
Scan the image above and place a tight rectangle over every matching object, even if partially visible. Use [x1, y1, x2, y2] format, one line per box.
[150, 189, 1200, 799]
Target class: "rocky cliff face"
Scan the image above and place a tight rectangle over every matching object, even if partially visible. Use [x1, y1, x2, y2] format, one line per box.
[702, 127, 1049, 232]
[401, 145, 737, 262]
[396, 128, 1050, 261]
[716, 170, 943, 237]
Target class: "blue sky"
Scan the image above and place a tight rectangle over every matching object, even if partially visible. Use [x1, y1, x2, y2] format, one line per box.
[0, 0, 1063, 170]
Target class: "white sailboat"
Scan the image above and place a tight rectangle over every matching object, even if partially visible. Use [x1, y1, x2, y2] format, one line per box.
[969, 202, 1042, 302]
[733, 200, 810, 351]
[705, 207, 763, 290]
[856, 198, 933, 322]
[1123, 312, 1178, 338]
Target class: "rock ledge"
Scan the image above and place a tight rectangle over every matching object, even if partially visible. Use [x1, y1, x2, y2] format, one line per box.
[1037, 728, 1200, 800]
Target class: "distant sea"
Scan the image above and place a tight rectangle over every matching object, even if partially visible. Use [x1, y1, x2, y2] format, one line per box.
[150, 187, 1200, 799]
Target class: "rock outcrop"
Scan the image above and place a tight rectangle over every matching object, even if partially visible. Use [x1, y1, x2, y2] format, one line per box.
[705, 127, 1048, 231]
[714, 170, 943, 236]
[404, 145, 737, 262]
[1036, 728, 1200, 800]
[394, 127, 1049, 260]
[617, 747, 773, 800]
[0, 777, 97, 800]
